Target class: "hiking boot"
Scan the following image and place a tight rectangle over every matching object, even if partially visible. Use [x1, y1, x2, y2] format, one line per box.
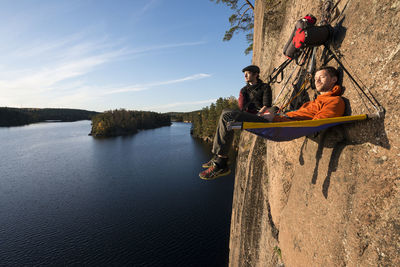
[202, 156, 230, 168]
[202, 156, 218, 168]
[199, 163, 231, 180]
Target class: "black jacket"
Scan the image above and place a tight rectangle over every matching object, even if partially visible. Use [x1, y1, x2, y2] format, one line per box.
[238, 81, 272, 113]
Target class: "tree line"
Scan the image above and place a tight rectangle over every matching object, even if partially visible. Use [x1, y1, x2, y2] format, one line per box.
[171, 97, 240, 143]
[0, 107, 98, 127]
[90, 109, 171, 137]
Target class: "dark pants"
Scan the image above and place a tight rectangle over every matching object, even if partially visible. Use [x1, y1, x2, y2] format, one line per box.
[212, 109, 270, 156]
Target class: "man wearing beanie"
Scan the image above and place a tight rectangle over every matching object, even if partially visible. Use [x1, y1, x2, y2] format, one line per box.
[199, 65, 272, 180]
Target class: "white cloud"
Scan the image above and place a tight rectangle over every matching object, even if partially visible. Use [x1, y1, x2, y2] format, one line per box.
[128, 0, 161, 24]
[0, 7, 208, 111]
[101, 73, 212, 95]
[126, 41, 206, 55]
[0, 35, 206, 95]
[0, 52, 123, 95]
[0, 1, 219, 112]
[9, 33, 84, 58]
[100, 86, 147, 95]
[140, 0, 159, 13]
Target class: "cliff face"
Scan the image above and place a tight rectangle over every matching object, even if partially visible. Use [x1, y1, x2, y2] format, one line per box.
[229, 0, 400, 266]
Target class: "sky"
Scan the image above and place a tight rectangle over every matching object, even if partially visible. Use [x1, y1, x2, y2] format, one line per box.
[0, 0, 253, 113]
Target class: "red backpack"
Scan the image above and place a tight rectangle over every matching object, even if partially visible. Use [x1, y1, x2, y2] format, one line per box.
[283, 15, 332, 59]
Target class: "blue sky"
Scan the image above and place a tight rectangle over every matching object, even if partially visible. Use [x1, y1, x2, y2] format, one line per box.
[0, 0, 252, 112]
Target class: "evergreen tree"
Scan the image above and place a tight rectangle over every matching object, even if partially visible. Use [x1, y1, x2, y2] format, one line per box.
[90, 109, 171, 137]
[210, 0, 255, 54]
[0, 107, 97, 127]
[186, 96, 239, 140]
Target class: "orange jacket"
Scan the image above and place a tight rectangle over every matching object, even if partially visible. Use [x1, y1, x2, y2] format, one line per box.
[273, 85, 345, 122]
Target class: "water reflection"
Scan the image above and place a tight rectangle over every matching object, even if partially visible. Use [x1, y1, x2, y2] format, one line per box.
[0, 121, 234, 266]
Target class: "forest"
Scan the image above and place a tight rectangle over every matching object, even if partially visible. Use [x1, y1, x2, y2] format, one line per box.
[90, 109, 171, 137]
[0, 107, 98, 127]
[172, 97, 240, 143]
[2, 98, 238, 141]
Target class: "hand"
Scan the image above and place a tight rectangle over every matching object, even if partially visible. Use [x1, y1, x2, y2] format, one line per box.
[257, 106, 267, 115]
[261, 112, 275, 122]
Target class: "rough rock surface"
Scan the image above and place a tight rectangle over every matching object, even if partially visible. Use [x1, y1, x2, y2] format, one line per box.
[229, 0, 400, 266]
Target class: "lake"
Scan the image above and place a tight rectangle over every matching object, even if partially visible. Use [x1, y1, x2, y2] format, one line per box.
[0, 121, 235, 266]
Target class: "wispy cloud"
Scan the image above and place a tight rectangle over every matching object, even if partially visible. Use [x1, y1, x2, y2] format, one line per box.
[101, 73, 211, 95]
[129, 0, 160, 23]
[0, 0, 208, 112]
[126, 41, 206, 55]
[0, 49, 125, 94]
[140, 0, 159, 13]
[0, 28, 206, 93]
[9, 33, 84, 58]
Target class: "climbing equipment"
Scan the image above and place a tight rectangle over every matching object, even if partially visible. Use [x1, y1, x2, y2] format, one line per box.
[229, 1, 384, 142]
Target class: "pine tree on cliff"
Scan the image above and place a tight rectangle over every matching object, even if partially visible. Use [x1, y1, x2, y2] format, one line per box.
[210, 0, 254, 54]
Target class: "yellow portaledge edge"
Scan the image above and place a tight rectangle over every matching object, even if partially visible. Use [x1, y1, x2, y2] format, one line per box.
[242, 114, 368, 129]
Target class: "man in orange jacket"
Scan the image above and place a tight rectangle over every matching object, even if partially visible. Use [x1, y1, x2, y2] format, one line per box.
[199, 66, 345, 180]
[266, 66, 345, 122]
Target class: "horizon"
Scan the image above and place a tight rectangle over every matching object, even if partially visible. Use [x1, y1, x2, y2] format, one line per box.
[0, 1, 251, 113]
[0, 105, 208, 114]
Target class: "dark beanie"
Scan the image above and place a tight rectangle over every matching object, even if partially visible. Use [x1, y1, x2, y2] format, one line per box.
[242, 65, 260, 73]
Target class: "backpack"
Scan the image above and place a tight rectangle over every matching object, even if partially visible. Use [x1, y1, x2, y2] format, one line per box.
[283, 15, 332, 59]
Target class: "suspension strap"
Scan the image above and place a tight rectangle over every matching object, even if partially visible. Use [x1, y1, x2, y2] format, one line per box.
[330, 0, 351, 25]
[324, 46, 383, 114]
[331, 0, 343, 15]
[268, 58, 293, 84]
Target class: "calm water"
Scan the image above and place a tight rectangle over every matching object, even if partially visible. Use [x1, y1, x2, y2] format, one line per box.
[0, 121, 235, 266]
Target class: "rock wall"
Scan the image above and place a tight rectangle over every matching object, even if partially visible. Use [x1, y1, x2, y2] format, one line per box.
[229, 0, 400, 266]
